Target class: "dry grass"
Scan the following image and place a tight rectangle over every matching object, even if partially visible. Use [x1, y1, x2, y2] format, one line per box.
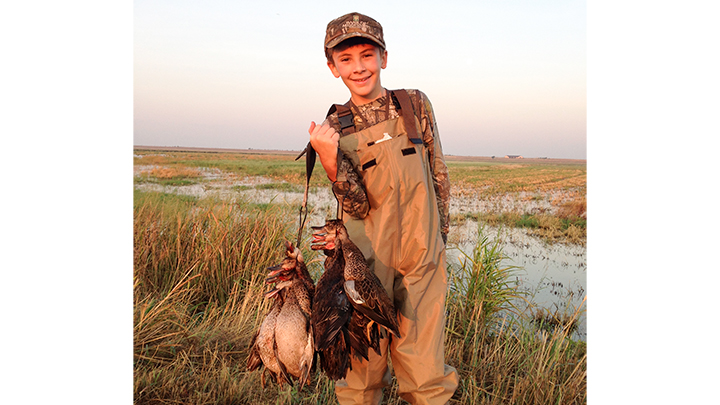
[447, 161, 586, 196]
[133, 191, 586, 404]
[143, 166, 203, 179]
[133, 150, 587, 404]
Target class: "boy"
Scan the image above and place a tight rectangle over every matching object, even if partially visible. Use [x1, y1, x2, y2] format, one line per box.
[309, 12, 458, 405]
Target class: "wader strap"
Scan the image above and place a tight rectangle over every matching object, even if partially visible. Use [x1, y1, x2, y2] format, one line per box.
[326, 103, 355, 136]
[391, 89, 423, 145]
[325, 90, 421, 144]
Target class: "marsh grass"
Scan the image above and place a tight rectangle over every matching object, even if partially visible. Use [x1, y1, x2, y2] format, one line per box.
[444, 227, 586, 404]
[134, 193, 586, 404]
[134, 190, 323, 404]
[456, 212, 586, 245]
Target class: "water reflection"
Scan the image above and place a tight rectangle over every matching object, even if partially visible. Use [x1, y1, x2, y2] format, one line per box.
[447, 220, 587, 340]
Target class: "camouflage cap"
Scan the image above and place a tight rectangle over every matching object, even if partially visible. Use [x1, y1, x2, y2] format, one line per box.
[324, 12, 385, 51]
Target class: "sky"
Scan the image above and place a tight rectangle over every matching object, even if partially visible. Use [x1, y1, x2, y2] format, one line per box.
[134, 0, 587, 159]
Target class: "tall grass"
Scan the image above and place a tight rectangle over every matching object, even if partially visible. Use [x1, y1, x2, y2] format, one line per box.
[134, 190, 320, 404]
[133, 191, 585, 404]
[445, 226, 587, 404]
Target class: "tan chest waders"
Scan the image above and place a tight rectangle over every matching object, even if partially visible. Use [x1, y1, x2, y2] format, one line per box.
[330, 90, 458, 405]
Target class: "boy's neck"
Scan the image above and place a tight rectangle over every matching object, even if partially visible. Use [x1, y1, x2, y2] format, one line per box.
[351, 87, 387, 106]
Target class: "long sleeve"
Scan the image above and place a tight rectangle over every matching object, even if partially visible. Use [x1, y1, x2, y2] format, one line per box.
[412, 90, 451, 243]
[332, 153, 370, 219]
[324, 114, 370, 219]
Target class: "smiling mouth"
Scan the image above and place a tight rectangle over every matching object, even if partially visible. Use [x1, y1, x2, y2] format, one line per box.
[352, 76, 371, 83]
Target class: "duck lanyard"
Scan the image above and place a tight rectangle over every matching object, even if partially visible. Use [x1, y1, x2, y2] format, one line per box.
[294, 142, 316, 248]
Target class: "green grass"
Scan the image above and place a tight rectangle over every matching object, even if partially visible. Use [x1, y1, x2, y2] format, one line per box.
[454, 212, 587, 245]
[254, 182, 305, 193]
[444, 226, 586, 404]
[133, 193, 586, 404]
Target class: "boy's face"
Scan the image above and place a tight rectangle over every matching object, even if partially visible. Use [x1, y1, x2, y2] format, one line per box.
[328, 43, 388, 105]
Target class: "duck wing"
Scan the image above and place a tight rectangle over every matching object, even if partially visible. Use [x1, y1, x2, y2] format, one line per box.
[344, 278, 400, 338]
[274, 340, 293, 388]
[312, 253, 352, 349]
[347, 310, 381, 360]
[319, 327, 352, 380]
[298, 325, 314, 389]
[248, 297, 283, 387]
[347, 310, 370, 361]
[312, 247, 353, 380]
[246, 331, 263, 371]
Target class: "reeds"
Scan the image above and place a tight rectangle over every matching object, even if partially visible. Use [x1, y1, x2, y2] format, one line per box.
[133, 189, 586, 404]
[134, 190, 319, 404]
[444, 226, 586, 404]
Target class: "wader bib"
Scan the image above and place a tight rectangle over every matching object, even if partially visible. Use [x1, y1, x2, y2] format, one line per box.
[332, 90, 458, 405]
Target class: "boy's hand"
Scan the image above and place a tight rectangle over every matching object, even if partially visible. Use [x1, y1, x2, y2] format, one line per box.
[309, 121, 340, 182]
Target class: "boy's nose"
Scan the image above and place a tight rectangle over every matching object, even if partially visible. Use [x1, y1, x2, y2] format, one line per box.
[352, 61, 366, 73]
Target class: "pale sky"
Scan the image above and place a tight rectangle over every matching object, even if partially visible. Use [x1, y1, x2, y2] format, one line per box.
[134, 0, 587, 159]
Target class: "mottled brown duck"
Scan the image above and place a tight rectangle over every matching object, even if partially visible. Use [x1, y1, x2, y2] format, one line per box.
[310, 230, 354, 380]
[311, 220, 399, 353]
[247, 242, 315, 389]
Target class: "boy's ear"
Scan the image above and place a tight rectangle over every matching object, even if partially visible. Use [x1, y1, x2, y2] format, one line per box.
[327, 60, 341, 78]
[381, 50, 388, 69]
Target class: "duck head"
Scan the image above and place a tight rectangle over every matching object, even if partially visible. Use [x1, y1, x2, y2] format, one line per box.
[311, 219, 347, 251]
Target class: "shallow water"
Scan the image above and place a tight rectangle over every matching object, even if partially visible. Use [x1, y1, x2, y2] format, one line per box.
[448, 220, 587, 340]
[134, 164, 587, 339]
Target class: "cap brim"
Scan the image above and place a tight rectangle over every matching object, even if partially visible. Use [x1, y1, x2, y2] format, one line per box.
[326, 32, 385, 49]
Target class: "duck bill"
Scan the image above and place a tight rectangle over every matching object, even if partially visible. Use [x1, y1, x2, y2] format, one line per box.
[266, 268, 293, 283]
[264, 280, 292, 298]
[311, 241, 335, 250]
[311, 226, 336, 250]
[264, 286, 282, 298]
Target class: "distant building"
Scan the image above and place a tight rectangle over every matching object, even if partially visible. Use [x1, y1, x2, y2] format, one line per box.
[504, 155, 524, 159]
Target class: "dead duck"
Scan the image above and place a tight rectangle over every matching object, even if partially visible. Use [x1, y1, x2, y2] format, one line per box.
[311, 220, 400, 346]
[247, 242, 315, 389]
[247, 288, 283, 387]
[310, 226, 382, 374]
[309, 232, 354, 380]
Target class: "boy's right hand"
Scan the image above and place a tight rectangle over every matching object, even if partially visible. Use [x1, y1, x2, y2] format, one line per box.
[309, 121, 339, 182]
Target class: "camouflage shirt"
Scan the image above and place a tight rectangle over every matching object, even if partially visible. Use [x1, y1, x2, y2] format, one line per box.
[324, 89, 451, 242]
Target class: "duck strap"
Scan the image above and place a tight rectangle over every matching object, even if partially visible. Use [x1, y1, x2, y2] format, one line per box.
[294, 142, 316, 247]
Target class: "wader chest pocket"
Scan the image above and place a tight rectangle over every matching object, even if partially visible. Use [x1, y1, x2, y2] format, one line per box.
[362, 159, 377, 170]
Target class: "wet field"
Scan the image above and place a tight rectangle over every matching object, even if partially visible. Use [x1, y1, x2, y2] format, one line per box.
[134, 155, 587, 339]
[450, 221, 586, 339]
